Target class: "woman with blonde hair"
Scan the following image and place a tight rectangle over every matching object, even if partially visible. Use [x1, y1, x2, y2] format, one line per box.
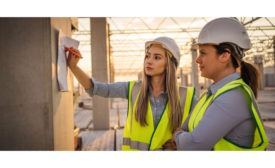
[66, 36, 196, 150]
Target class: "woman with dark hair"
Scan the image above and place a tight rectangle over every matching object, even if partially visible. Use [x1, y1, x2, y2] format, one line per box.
[164, 18, 268, 150]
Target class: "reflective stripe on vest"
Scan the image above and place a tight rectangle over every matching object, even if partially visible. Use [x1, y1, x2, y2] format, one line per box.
[188, 78, 269, 151]
[123, 137, 149, 150]
[122, 81, 195, 151]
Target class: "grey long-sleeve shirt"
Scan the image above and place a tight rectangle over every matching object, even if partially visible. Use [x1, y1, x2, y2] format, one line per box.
[85, 78, 169, 127]
[175, 73, 256, 150]
[85, 78, 197, 127]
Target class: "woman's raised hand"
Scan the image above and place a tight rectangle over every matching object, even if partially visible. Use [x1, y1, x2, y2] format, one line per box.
[64, 47, 82, 69]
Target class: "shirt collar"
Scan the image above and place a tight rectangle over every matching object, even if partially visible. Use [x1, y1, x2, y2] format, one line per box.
[208, 72, 240, 95]
[148, 85, 167, 96]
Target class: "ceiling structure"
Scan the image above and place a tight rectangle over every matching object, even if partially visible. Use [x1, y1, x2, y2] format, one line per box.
[73, 17, 275, 82]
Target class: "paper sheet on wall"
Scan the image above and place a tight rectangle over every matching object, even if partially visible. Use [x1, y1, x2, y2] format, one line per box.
[57, 30, 80, 91]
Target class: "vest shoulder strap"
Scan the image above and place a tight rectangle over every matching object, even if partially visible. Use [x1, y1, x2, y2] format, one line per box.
[179, 86, 188, 110]
[131, 80, 142, 108]
[179, 86, 196, 125]
[214, 78, 245, 99]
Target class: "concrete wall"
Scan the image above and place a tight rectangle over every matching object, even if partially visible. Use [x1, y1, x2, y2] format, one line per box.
[0, 18, 74, 150]
[50, 18, 74, 150]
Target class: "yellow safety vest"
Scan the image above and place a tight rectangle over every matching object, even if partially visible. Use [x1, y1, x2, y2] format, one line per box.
[188, 78, 269, 150]
[122, 81, 195, 150]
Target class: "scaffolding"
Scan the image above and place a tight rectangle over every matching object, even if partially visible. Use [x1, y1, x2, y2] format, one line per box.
[73, 17, 275, 86]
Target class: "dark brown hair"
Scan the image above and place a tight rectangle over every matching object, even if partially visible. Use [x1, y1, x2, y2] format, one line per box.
[214, 43, 261, 98]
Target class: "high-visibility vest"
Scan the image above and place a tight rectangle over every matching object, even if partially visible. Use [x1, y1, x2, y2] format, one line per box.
[188, 78, 269, 150]
[122, 81, 195, 150]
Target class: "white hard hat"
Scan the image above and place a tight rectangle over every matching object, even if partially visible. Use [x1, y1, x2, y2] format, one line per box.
[145, 36, 181, 66]
[198, 17, 251, 50]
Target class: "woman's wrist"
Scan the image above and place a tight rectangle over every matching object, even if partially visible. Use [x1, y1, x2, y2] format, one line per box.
[69, 65, 78, 71]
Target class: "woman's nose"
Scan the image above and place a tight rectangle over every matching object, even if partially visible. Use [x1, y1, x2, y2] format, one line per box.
[146, 57, 152, 64]
[196, 55, 201, 64]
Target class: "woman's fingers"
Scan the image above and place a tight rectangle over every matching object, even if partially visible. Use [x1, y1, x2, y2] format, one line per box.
[64, 47, 83, 69]
[64, 47, 82, 58]
[162, 140, 177, 150]
[172, 128, 182, 142]
[69, 50, 80, 58]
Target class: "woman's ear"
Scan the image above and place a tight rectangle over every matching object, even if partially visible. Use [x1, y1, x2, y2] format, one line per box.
[219, 52, 231, 64]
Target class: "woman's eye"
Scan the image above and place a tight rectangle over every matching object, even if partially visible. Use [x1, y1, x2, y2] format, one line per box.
[154, 56, 160, 60]
[200, 52, 205, 56]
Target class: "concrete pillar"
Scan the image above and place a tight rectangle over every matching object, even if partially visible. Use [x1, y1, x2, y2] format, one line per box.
[0, 18, 75, 150]
[273, 36, 275, 76]
[191, 39, 200, 97]
[254, 55, 265, 90]
[90, 18, 110, 130]
[109, 31, 115, 83]
[180, 68, 188, 86]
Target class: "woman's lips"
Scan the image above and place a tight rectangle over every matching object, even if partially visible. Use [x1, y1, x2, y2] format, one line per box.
[146, 67, 153, 71]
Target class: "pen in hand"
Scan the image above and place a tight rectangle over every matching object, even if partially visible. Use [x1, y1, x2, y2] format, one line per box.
[64, 47, 83, 58]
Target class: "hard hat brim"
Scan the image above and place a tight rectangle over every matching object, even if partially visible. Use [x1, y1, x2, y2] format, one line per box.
[145, 41, 168, 50]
